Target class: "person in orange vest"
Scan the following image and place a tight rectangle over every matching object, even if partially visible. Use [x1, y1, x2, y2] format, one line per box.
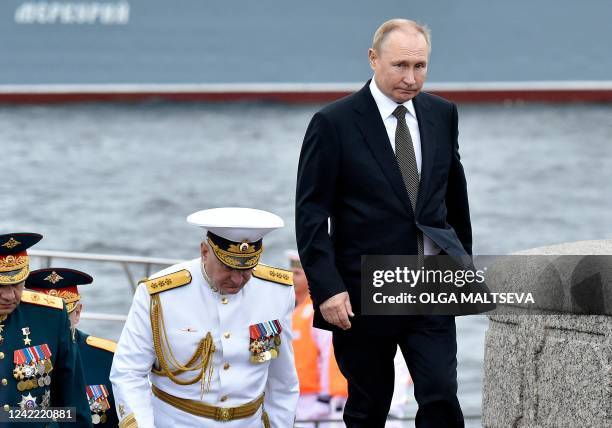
[288, 250, 348, 427]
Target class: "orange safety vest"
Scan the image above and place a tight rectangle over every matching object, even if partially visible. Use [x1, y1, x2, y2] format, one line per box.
[292, 297, 321, 394]
[328, 347, 348, 397]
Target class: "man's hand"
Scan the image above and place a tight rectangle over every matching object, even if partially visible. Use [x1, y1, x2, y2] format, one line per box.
[320, 292, 354, 330]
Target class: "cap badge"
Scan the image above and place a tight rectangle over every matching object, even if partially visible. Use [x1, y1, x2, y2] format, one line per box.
[1, 237, 21, 249]
[44, 271, 64, 284]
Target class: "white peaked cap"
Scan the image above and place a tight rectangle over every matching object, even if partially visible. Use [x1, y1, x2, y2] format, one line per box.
[187, 207, 284, 242]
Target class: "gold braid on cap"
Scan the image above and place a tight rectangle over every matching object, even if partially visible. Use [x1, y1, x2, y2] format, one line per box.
[0, 255, 28, 272]
[207, 237, 262, 270]
[0, 267, 29, 285]
[150, 294, 215, 399]
[46, 289, 80, 313]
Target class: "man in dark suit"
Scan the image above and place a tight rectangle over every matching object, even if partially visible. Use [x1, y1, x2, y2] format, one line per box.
[295, 19, 471, 427]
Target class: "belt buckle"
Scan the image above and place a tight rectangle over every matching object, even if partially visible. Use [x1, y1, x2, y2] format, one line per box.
[215, 407, 233, 421]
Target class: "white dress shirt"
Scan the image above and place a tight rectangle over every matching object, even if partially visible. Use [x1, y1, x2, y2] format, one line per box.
[369, 78, 440, 255]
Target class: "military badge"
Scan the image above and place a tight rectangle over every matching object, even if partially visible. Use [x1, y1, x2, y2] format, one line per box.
[13, 345, 53, 391]
[86, 384, 111, 424]
[41, 390, 51, 409]
[22, 327, 32, 345]
[248, 320, 282, 363]
[18, 393, 37, 409]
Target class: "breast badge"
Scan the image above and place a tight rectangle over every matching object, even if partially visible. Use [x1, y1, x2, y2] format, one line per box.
[248, 320, 282, 363]
[18, 393, 38, 409]
[86, 384, 111, 424]
[13, 345, 53, 391]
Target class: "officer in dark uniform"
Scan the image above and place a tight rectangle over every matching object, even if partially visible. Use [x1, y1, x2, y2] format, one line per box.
[0, 232, 92, 427]
[26, 268, 118, 427]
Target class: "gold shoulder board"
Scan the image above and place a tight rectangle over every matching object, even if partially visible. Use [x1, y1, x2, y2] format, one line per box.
[141, 269, 192, 295]
[252, 264, 293, 286]
[86, 335, 117, 353]
[21, 290, 64, 309]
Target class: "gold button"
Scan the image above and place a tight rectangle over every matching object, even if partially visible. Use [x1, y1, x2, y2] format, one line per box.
[1, 379, 6, 386]
[0, 352, 4, 359]
[223, 332, 230, 339]
[223, 362, 230, 370]
[220, 395, 228, 402]
[3, 404, 9, 411]
[221, 297, 229, 304]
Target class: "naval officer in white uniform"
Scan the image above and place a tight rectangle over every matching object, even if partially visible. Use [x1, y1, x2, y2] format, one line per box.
[110, 208, 299, 427]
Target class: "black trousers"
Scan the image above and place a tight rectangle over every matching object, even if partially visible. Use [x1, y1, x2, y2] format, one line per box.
[332, 315, 464, 428]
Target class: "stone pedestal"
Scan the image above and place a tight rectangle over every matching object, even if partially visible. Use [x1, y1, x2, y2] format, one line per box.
[482, 240, 612, 427]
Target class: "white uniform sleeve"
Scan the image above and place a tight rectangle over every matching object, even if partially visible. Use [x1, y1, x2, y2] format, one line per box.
[264, 288, 299, 427]
[110, 283, 157, 427]
[312, 327, 332, 396]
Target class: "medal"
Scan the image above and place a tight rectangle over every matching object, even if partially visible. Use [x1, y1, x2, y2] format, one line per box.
[42, 390, 50, 409]
[24, 364, 34, 378]
[18, 393, 37, 410]
[249, 320, 282, 363]
[21, 327, 32, 346]
[13, 365, 24, 380]
[92, 414, 101, 424]
[100, 414, 107, 424]
[14, 345, 53, 390]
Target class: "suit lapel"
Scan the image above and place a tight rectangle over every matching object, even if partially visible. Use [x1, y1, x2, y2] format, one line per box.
[353, 83, 415, 217]
[413, 93, 438, 214]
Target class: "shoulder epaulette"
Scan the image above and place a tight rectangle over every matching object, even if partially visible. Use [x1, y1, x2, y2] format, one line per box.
[252, 264, 293, 286]
[86, 335, 117, 353]
[21, 289, 64, 309]
[141, 269, 192, 295]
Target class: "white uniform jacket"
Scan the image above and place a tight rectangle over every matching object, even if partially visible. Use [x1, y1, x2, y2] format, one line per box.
[110, 258, 299, 427]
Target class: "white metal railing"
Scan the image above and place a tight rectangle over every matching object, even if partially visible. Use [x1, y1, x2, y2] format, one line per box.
[29, 249, 182, 322]
[29, 249, 182, 292]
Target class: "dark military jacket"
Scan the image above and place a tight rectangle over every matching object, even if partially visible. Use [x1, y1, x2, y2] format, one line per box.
[0, 290, 92, 427]
[74, 330, 118, 427]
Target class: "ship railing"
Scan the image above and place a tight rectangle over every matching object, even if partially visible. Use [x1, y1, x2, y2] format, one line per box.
[29, 249, 182, 322]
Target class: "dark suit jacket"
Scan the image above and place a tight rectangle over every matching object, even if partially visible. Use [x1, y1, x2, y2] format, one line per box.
[295, 81, 472, 332]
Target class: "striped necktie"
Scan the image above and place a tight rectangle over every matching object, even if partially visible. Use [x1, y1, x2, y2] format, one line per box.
[392, 104, 424, 257]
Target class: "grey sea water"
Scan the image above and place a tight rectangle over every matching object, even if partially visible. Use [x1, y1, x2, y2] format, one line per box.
[2, 102, 612, 421]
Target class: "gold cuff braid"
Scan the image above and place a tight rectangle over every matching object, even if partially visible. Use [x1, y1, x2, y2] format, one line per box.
[118, 413, 137, 428]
